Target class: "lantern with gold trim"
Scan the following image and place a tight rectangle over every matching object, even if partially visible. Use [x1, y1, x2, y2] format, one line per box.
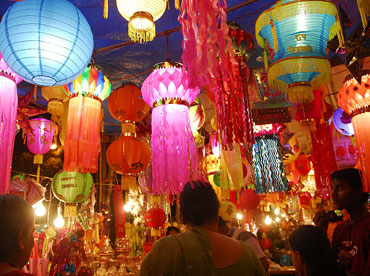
[255, 0, 344, 103]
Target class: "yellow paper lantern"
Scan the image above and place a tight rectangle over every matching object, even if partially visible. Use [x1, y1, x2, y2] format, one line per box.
[41, 86, 70, 118]
[116, 0, 167, 43]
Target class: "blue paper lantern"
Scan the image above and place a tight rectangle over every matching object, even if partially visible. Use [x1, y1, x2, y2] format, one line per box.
[332, 108, 354, 136]
[0, 0, 94, 86]
[255, 0, 343, 103]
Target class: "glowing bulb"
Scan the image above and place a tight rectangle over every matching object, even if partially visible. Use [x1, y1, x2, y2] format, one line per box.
[54, 206, 64, 228]
[236, 213, 243, 220]
[274, 208, 280, 215]
[275, 217, 281, 223]
[265, 216, 272, 225]
[50, 143, 57, 150]
[124, 202, 132, 212]
[281, 213, 286, 218]
[34, 201, 46, 217]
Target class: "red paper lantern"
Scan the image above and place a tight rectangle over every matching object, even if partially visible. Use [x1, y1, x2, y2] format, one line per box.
[259, 237, 273, 250]
[144, 208, 166, 228]
[294, 155, 311, 176]
[240, 190, 260, 211]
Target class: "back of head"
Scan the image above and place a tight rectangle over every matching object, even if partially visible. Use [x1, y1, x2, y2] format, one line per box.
[289, 225, 341, 276]
[180, 181, 219, 226]
[0, 194, 34, 264]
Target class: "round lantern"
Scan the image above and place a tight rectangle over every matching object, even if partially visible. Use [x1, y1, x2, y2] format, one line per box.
[52, 171, 93, 217]
[106, 130, 151, 190]
[116, 0, 166, 44]
[63, 64, 111, 173]
[41, 86, 70, 118]
[0, 0, 93, 86]
[144, 207, 166, 236]
[0, 53, 22, 194]
[219, 201, 237, 222]
[259, 234, 273, 250]
[333, 137, 358, 169]
[332, 108, 354, 136]
[142, 61, 200, 194]
[189, 98, 206, 134]
[240, 190, 260, 211]
[108, 83, 150, 123]
[255, 0, 343, 103]
[294, 155, 311, 176]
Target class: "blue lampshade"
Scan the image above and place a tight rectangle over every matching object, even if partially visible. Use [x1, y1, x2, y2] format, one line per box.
[0, 0, 94, 86]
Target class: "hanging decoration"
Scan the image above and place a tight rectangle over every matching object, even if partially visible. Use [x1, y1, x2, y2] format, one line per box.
[27, 118, 57, 182]
[255, 0, 344, 103]
[239, 190, 260, 211]
[357, 0, 370, 29]
[331, 108, 354, 136]
[337, 72, 370, 192]
[282, 135, 301, 165]
[294, 90, 323, 130]
[58, 101, 69, 146]
[220, 142, 245, 191]
[333, 136, 358, 169]
[63, 64, 111, 173]
[142, 61, 200, 194]
[41, 86, 70, 121]
[294, 155, 312, 177]
[116, 0, 167, 44]
[52, 171, 93, 217]
[144, 207, 166, 236]
[0, 53, 22, 194]
[252, 135, 288, 194]
[0, 0, 93, 86]
[228, 21, 254, 58]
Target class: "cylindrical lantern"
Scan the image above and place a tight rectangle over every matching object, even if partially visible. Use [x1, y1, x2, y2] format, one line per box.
[27, 118, 57, 182]
[142, 61, 200, 194]
[0, 53, 22, 194]
[63, 65, 111, 173]
[116, 0, 167, 44]
[338, 72, 370, 192]
[0, 0, 93, 86]
[333, 137, 358, 169]
[41, 86, 70, 118]
[255, 0, 343, 103]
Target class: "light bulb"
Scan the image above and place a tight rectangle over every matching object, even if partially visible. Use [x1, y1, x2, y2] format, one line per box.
[275, 217, 281, 223]
[50, 143, 57, 150]
[265, 216, 272, 225]
[236, 212, 243, 220]
[54, 206, 64, 228]
[274, 208, 280, 215]
[124, 203, 132, 212]
[281, 213, 286, 218]
[34, 201, 46, 217]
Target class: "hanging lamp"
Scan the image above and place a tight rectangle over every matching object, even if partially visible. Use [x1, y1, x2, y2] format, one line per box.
[116, 0, 167, 44]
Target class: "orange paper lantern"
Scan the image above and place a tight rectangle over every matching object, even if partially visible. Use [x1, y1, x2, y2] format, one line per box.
[294, 155, 311, 176]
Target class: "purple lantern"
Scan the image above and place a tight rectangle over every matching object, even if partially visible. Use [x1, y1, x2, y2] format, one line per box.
[0, 53, 22, 194]
[142, 62, 200, 194]
[332, 108, 354, 136]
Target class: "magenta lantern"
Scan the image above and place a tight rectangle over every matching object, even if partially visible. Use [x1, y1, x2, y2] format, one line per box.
[333, 137, 358, 169]
[142, 62, 200, 194]
[0, 53, 22, 194]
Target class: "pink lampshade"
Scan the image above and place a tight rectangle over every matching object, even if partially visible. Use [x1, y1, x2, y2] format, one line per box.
[27, 118, 56, 155]
[0, 53, 22, 194]
[142, 62, 200, 194]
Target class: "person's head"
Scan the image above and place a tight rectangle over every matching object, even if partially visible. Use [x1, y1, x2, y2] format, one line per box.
[0, 194, 35, 268]
[166, 226, 180, 236]
[180, 181, 219, 226]
[289, 225, 341, 276]
[217, 216, 229, 235]
[331, 168, 369, 211]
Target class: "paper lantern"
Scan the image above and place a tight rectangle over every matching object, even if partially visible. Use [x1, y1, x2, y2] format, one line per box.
[338, 73, 370, 191]
[0, 53, 22, 194]
[108, 83, 150, 123]
[63, 65, 111, 173]
[228, 21, 254, 57]
[294, 155, 311, 176]
[189, 98, 205, 134]
[142, 61, 200, 194]
[282, 135, 301, 165]
[144, 207, 166, 228]
[259, 236, 273, 250]
[240, 190, 260, 211]
[332, 108, 354, 136]
[58, 101, 69, 146]
[255, 0, 343, 103]
[219, 201, 237, 222]
[0, 0, 93, 86]
[333, 137, 358, 169]
[41, 86, 70, 118]
[116, 0, 166, 44]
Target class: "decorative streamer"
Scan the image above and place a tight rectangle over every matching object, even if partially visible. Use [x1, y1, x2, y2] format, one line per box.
[113, 185, 125, 238]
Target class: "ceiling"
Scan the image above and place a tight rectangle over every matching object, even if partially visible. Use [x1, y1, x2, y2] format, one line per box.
[0, 0, 363, 134]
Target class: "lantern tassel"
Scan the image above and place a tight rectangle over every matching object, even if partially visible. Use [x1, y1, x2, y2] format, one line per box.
[357, 0, 370, 29]
[103, 0, 108, 19]
[128, 20, 156, 44]
[175, 0, 180, 9]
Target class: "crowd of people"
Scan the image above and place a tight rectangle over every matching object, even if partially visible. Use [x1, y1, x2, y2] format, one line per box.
[0, 168, 369, 276]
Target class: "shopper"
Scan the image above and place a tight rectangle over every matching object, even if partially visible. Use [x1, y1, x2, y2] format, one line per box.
[166, 226, 180, 236]
[0, 194, 34, 276]
[140, 181, 267, 276]
[218, 216, 269, 272]
[331, 168, 370, 276]
[289, 225, 344, 276]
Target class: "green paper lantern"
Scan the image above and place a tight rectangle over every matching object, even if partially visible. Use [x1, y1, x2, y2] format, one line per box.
[213, 171, 221, 187]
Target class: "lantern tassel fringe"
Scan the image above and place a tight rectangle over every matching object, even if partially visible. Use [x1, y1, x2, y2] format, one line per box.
[128, 23, 156, 44]
[103, 0, 108, 19]
[357, 0, 370, 29]
[286, 84, 314, 104]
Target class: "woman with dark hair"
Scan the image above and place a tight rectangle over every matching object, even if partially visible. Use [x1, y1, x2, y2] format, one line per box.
[140, 181, 267, 276]
[0, 194, 35, 276]
[289, 225, 343, 276]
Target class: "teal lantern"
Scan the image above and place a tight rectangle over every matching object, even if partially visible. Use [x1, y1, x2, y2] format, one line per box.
[0, 0, 93, 86]
[255, 0, 343, 103]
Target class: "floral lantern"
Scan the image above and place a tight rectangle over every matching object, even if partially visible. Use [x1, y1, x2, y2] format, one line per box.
[0, 0, 93, 86]
[255, 0, 343, 103]
[333, 137, 358, 169]
[0, 53, 22, 194]
[331, 108, 354, 136]
[63, 64, 111, 173]
[142, 61, 200, 194]
[338, 72, 370, 191]
[27, 118, 57, 182]
[41, 86, 70, 119]
[116, 0, 166, 44]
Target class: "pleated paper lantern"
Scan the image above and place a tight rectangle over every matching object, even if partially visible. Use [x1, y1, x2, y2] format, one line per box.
[116, 0, 166, 44]
[255, 0, 343, 103]
[142, 61, 200, 194]
[337, 72, 370, 192]
[0, 53, 22, 194]
[63, 65, 111, 173]
[0, 0, 93, 86]
[41, 86, 70, 119]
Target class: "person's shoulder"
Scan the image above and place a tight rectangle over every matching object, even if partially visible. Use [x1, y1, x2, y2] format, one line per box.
[0, 271, 33, 276]
[237, 230, 256, 241]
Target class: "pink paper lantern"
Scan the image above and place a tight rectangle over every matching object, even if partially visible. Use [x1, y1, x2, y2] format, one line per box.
[333, 137, 358, 169]
[27, 118, 56, 157]
[0, 53, 22, 194]
[142, 62, 200, 194]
